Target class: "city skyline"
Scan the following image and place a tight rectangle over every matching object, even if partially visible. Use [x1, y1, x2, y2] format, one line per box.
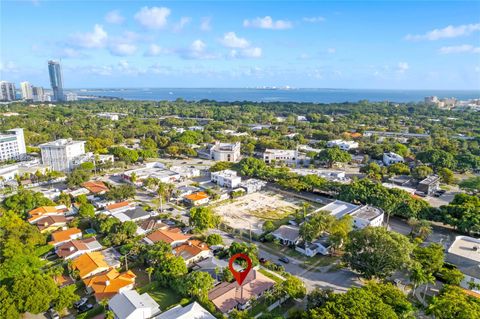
[1, 1, 480, 90]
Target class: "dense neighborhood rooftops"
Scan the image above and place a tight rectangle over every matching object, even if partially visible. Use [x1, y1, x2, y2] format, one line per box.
[155, 301, 215, 319]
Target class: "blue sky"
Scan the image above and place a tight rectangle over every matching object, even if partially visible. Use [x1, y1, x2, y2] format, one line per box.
[1, 0, 479, 89]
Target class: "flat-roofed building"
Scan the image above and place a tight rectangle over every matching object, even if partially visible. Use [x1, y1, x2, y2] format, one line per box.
[263, 149, 298, 166]
[416, 175, 440, 196]
[447, 236, 480, 293]
[0, 128, 26, 161]
[327, 139, 359, 151]
[316, 200, 383, 229]
[39, 138, 86, 172]
[211, 169, 241, 188]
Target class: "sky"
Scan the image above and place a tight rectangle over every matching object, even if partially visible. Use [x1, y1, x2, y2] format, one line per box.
[1, 0, 480, 89]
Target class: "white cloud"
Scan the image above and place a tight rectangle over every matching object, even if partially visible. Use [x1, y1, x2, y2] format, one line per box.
[0, 61, 19, 73]
[405, 23, 480, 41]
[105, 10, 124, 24]
[303, 16, 325, 23]
[397, 62, 409, 73]
[174, 17, 191, 32]
[200, 17, 212, 31]
[134, 6, 171, 29]
[240, 47, 262, 58]
[243, 16, 292, 30]
[180, 39, 218, 59]
[145, 44, 169, 56]
[71, 24, 108, 48]
[220, 32, 250, 48]
[109, 43, 137, 56]
[439, 44, 480, 54]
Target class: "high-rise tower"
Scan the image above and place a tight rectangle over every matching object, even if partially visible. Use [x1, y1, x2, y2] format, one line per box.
[48, 60, 64, 101]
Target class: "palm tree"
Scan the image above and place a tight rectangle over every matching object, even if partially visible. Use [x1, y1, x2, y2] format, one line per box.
[409, 264, 427, 295]
[146, 267, 154, 283]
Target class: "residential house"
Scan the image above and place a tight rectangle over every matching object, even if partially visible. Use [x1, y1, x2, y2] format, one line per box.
[296, 236, 331, 257]
[48, 227, 82, 247]
[27, 205, 69, 224]
[175, 185, 201, 198]
[211, 169, 242, 188]
[446, 236, 480, 293]
[144, 228, 190, 247]
[155, 301, 215, 319]
[194, 257, 241, 284]
[81, 180, 109, 195]
[416, 175, 440, 196]
[114, 207, 151, 223]
[56, 237, 103, 260]
[84, 269, 136, 301]
[72, 251, 110, 279]
[184, 192, 209, 206]
[105, 201, 133, 215]
[326, 139, 358, 151]
[173, 240, 212, 267]
[30, 213, 68, 233]
[136, 218, 169, 236]
[271, 225, 301, 246]
[110, 290, 161, 319]
[383, 152, 404, 166]
[208, 269, 275, 313]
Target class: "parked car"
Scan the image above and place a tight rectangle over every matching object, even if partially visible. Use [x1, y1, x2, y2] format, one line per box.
[77, 303, 94, 313]
[259, 258, 268, 264]
[278, 256, 290, 264]
[74, 297, 88, 309]
[47, 308, 60, 319]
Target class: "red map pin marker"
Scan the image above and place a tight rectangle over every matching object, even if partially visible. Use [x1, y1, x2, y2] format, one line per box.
[228, 253, 252, 286]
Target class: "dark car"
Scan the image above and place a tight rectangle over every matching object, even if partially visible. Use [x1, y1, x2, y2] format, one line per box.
[77, 303, 94, 313]
[279, 256, 290, 263]
[227, 233, 235, 239]
[74, 297, 88, 309]
[259, 258, 268, 264]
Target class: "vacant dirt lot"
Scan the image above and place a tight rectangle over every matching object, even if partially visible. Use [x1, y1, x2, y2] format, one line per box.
[214, 191, 305, 235]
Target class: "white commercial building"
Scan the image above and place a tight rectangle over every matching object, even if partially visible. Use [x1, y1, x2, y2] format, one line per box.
[0, 128, 27, 161]
[0, 81, 16, 101]
[39, 139, 86, 172]
[263, 149, 298, 166]
[0, 164, 18, 184]
[122, 162, 181, 185]
[316, 200, 384, 229]
[109, 290, 160, 319]
[446, 236, 480, 294]
[327, 139, 359, 151]
[383, 152, 404, 166]
[20, 81, 34, 100]
[211, 169, 241, 188]
[208, 141, 241, 162]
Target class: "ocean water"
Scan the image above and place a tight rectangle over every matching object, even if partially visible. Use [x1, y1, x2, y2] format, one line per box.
[74, 88, 480, 103]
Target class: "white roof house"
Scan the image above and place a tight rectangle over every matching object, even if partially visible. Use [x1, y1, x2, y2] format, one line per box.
[316, 200, 384, 229]
[447, 236, 480, 293]
[383, 152, 404, 166]
[326, 140, 359, 151]
[155, 301, 216, 319]
[210, 169, 241, 188]
[109, 290, 160, 319]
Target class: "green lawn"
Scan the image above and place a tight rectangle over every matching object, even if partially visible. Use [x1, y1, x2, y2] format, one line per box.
[137, 282, 183, 310]
[258, 268, 284, 284]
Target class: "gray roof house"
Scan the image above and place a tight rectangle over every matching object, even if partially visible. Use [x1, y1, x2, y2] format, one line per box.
[271, 225, 301, 246]
[109, 290, 160, 319]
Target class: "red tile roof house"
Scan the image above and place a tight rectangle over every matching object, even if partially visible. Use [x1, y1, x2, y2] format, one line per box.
[48, 227, 83, 247]
[144, 228, 191, 247]
[104, 201, 133, 215]
[174, 240, 213, 267]
[81, 180, 109, 195]
[208, 269, 276, 314]
[56, 237, 103, 260]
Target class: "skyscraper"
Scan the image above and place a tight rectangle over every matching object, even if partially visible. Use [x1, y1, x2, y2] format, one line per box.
[20, 81, 33, 100]
[48, 60, 64, 102]
[0, 81, 16, 101]
[32, 86, 45, 102]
